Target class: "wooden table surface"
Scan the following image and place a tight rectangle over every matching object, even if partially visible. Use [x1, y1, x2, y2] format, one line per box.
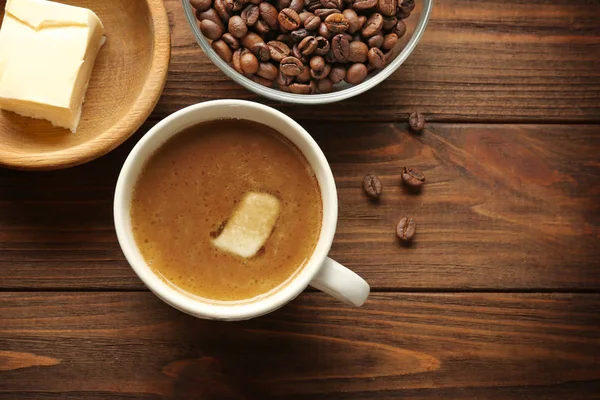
[2, 0, 600, 398]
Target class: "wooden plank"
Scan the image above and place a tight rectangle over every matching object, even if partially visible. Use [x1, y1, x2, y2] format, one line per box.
[155, 0, 600, 122]
[1, 123, 598, 290]
[0, 292, 598, 399]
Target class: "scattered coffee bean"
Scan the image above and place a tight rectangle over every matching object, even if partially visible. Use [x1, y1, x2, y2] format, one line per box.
[363, 174, 382, 199]
[194, 0, 415, 93]
[401, 166, 425, 187]
[408, 111, 425, 131]
[396, 217, 416, 242]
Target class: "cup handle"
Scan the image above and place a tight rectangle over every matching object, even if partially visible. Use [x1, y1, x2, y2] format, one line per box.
[309, 258, 370, 307]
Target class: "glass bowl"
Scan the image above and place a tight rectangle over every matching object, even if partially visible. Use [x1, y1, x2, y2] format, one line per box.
[182, 0, 432, 104]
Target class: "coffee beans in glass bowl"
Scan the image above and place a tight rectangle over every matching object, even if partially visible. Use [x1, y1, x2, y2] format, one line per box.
[183, 0, 432, 103]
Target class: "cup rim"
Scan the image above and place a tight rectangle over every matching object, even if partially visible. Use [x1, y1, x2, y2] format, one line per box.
[114, 100, 338, 320]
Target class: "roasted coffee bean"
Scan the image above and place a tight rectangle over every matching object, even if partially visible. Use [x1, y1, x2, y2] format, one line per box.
[292, 44, 308, 62]
[228, 16, 248, 38]
[267, 40, 290, 61]
[240, 32, 264, 48]
[382, 15, 398, 31]
[190, 0, 212, 12]
[310, 63, 331, 79]
[259, 3, 279, 29]
[299, 11, 311, 24]
[402, 166, 425, 187]
[342, 9, 359, 33]
[254, 19, 271, 34]
[307, 0, 322, 12]
[363, 174, 382, 198]
[200, 19, 223, 40]
[276, 33, 293, 45]
[408, 112, 425, 132]
[298, 35, 318, 55]
[320, 0, 343, 9]
[382, 32, 397, 50]
[289, 82, 313, 94]
[325, 13, 349, 33]
[214, 0, 232, 20]
[352, 33, 362, 42]
[250, 43, 271, 61]
[291, 28, 310, 42]
[362, 13, 383, 37]
[256, 62, 278, 80]
[329, 64, 346, 83]
[314, 36, 330, 55]
[304, 14, 321, 30]
[278, 8, 301, 30]
[252, 75, 273, 87]
[225, 0, 246, 11]
[394, 19, 407, 37]
[377, 0, 395, 16]
[280, 56, 305, 76]
[346, 62, 368, 84]
[357, 15, 367, 30]
[317, 78, 334, 93]
[212, 39, 233, 62]
[396, 217, 416, 242]
[352, 0, 377, 10]
[368, 47, 386, 68]
[249, 0, 261, 4]
[240, 51, 259, 74]
[277, 70, 295, 86]
[396, 7, 410, 20]
[348, 40, 368, 62]
[276, 0, 292, 11]
[309, 55, 326, 71]
[222, 33, 240, 49]
[332, 34, 350, 62]
[325, 48, 337, 63]
[232, 48, 244, 73]
[398, 0, 415, 13]
[241, 4, 259, 25]
[296, 65, 311, 82]
[318, 22, 333, 39]
[368, 34, 384, 48]
[197, 8, 224, 28]
[314, 8, 341, 18]
[289, 0, 305, 13]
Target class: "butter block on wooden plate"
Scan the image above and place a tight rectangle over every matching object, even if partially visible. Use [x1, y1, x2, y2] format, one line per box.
[0, 0, 106, 133]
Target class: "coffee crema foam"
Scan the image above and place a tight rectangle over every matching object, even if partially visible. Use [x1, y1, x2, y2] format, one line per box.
[130, 119, 322, 303]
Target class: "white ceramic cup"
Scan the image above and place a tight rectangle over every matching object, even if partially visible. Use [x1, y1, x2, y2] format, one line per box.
[114, 100, 370, 321]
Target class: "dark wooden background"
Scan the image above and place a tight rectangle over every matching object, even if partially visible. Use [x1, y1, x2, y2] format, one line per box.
[1, 0, 600, 398]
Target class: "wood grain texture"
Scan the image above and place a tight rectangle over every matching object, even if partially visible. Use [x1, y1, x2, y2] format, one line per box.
[0, 0, 170, 170]
[0, 292, 598, 399]
[157, 0, 600, 122]
[0, 123, 598, 290]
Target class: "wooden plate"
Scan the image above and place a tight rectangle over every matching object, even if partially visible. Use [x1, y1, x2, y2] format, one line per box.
[0, 0, 171, 170]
